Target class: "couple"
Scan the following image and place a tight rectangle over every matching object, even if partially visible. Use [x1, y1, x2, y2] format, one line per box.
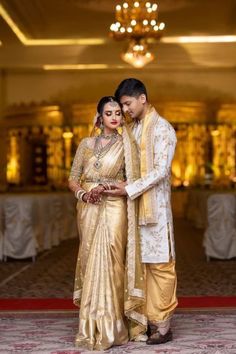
[68, 78, 178, 351]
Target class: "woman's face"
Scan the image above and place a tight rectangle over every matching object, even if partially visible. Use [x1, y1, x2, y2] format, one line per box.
[101, 102, 122, 132]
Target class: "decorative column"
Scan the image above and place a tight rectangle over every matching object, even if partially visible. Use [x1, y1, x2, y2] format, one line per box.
[0, 70, 7, 190]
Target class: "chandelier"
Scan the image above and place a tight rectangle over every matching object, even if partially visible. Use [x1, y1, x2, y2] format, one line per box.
[110, 1, 165, 68]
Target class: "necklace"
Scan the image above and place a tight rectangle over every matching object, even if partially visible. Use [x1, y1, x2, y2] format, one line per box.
[101, 133, 115, 140]
[93, 133, 118, 170]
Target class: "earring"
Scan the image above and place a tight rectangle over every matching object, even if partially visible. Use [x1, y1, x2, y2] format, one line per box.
[117, 126, 123, 135]
[100, 120, 104, 131]
[95, 127, 102, 136]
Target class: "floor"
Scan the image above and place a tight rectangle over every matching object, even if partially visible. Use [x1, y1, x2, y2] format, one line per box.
[1, 218, 236, 353]
[0, 218, 236, 298]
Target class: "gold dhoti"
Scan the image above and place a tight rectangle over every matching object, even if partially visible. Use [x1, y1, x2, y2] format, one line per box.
[146, 261, 178, 331]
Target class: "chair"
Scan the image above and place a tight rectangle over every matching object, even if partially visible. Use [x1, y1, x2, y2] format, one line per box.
[62, 193, 78, 241]
[0, 196, 5, 260]
[3, 195, 37, 260]
[203, 194, 236, 260]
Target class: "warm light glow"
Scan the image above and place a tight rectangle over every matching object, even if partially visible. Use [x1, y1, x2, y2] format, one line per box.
[7, 135, 20, 184]
[162, 35, 236, 43]
[0, 40, 2, 46]
[121, 40, 154, 68]
[183, 180, 190, 187]
[211, 130, 220, 137]
[62, 132, 74, 139]
[0, 3, 105, 46]
[152, 3, 158, 11]
[43, 64, 109, 70]
[159, 22, 165, 30]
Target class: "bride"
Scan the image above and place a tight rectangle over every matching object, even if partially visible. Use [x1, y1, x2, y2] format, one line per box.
[68, 96, 146, 350]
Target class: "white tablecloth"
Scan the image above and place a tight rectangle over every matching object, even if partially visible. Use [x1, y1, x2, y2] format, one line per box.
[203, 194, 236, 259]
[0, 192, 78, 260]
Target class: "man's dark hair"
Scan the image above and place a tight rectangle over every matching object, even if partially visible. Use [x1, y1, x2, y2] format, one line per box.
[115, 78, 148, 101]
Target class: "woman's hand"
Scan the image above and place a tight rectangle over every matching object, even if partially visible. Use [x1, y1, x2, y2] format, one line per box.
[84, 185, 105, 204]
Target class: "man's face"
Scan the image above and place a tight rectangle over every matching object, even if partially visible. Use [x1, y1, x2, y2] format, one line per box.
[120, 94, 146, 120]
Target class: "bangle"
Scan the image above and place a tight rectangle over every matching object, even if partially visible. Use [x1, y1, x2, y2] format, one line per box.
[81, 192, 87, 202]
[75, 189, 86, 200]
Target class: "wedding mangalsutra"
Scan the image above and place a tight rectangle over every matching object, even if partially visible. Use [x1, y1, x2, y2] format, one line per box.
[93, 132, 118, 170]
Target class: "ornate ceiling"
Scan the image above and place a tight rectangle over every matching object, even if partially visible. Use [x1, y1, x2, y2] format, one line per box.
[0, 0, 236, 70]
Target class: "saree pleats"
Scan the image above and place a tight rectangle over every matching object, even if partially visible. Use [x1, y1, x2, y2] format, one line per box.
[72, 131, 147, 351]
[75, 194, 128, 350]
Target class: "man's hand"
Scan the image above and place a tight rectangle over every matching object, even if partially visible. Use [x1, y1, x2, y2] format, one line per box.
[103, 181, 128, 196]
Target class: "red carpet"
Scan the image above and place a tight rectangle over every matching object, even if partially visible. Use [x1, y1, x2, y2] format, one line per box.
[0, 297, 236, 311]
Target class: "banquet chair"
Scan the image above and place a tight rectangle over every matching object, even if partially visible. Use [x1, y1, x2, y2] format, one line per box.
[3, 195, 37, 261]
[203, 194, 236, 260]
[0, 196, 5, 261]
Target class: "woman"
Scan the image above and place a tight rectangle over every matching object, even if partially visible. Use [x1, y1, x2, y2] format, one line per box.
[68, 96, 146, 350]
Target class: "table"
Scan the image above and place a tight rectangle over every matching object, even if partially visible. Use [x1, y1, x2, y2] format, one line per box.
[186, 189, 236, 228]
[0, 192, 78, 260]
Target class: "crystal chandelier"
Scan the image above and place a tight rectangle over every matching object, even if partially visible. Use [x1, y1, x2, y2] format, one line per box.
[110, 1, 165, 68]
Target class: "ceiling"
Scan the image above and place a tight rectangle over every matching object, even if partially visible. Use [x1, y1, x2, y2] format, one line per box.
[0, 0, 236, 70]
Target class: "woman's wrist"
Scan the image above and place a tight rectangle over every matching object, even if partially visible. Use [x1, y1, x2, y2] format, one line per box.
[75, 189, 86, 201]
[81, 192, 88, 202]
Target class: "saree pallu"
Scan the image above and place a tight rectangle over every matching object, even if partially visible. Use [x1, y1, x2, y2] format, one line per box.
[73, 133, 146, 351]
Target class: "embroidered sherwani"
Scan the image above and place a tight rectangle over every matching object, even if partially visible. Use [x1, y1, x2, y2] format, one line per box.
[125, 106, 178, 326]
[126, 112, 176, 263]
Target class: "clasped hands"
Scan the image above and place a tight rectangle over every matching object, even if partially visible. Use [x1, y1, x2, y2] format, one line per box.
[83, 181, 128, 204]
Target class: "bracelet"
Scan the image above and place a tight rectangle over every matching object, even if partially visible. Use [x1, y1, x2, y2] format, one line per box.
[81, 192, 88, 203]
[75, 189, 86, 201]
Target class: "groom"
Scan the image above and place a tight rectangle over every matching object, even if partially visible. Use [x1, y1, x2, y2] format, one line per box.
[105, 78, 178, 344]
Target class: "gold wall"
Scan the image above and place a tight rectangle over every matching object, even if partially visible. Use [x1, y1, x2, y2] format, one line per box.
[0, 101, 235, 191]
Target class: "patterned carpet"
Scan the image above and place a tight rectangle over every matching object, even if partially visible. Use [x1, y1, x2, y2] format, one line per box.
[1, 310, 236, 354]
[0, 218, 236, 298]
[1, 218, 236, 353]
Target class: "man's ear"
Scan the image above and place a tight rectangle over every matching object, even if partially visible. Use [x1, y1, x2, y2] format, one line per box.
[140, 94, 147, 104]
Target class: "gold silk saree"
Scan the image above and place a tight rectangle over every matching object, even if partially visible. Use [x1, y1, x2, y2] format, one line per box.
[69, 126, 146, 350]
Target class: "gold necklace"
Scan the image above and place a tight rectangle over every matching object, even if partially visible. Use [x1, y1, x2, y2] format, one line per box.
[93, 133, 118, 170]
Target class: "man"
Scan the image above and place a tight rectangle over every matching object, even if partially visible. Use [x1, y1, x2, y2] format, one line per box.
[105, 78, 178, 345]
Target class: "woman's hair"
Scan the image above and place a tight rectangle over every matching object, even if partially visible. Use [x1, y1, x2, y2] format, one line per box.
[97, 96, 122, 115]
[115, 78, 148, 101]
[95, 96, 122, 128]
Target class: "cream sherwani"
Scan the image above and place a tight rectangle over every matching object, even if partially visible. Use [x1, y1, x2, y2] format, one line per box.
[126, 113, 177, 264]
[125, 107, 178, 326]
